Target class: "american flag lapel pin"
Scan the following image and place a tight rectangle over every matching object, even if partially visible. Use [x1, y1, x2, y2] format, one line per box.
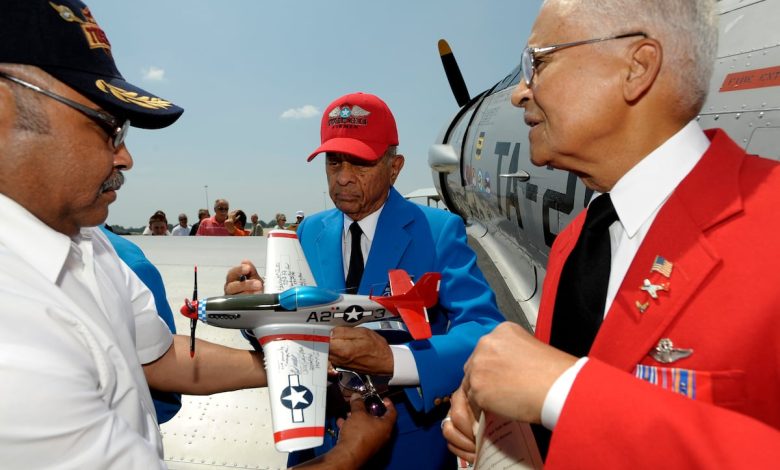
[650, 255, 673, 278]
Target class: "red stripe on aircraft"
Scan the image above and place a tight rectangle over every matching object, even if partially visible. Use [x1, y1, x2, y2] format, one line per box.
[274, 426, 325, 442]
[259, 334, 330, 345]
[720, 65, 780, 92]
[269, 232, 298, 239]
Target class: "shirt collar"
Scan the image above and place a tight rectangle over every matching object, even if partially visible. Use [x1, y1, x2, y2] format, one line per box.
[343, 203, 386, 243]
[608, 120, 709, 237]
[0, 192, 73, 283]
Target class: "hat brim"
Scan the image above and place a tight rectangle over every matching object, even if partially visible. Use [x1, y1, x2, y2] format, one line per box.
[42, 66, 183, 130]
[307, 137, 387, 162]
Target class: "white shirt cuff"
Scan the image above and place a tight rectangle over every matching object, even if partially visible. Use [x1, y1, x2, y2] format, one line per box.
[541, 357, 589, 430]
[388, 344, 420, 386]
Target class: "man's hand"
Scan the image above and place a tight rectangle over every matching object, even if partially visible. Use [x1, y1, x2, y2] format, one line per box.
[442, 386, 478, 464]
[224, 259, 264, 295]
[335, 394, 397, 465]
[329, 327, 394, 375]
[462, 321, 577, 424]
[292, 394, 396, 469]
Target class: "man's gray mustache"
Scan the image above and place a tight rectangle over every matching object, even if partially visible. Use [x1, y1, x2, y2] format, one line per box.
[101, 171, 125, 192]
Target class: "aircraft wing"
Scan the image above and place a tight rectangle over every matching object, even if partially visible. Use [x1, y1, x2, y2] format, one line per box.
[258, 326, 330, 452]
[265, 229, 316, 293]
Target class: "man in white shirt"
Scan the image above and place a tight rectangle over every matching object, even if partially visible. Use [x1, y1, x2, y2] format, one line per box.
[444, 0, 780, 468]
[0, 2, 393, 468]
[171, 213, 190, 236]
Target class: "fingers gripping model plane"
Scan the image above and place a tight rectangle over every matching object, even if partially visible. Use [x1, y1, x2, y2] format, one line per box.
[179, 230, 440, 452]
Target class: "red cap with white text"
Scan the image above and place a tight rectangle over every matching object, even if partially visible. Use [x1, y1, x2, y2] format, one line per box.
[307, 92, 398, 162]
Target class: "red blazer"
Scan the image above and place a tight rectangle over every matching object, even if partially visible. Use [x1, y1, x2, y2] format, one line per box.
[537, 130, 780, 468]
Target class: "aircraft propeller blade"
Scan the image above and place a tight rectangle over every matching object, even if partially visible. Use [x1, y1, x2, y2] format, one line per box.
[438, 39, 470, 108]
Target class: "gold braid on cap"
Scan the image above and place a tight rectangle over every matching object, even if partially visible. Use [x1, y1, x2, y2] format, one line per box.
[96, 80, 173, 110]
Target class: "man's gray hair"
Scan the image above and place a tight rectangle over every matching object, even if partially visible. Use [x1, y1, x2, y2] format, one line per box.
[0, 64, 51, 134]
[549, 0, 718, 114]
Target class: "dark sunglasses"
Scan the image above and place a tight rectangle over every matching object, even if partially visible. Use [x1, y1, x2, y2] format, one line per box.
[0, 71, 130, 149]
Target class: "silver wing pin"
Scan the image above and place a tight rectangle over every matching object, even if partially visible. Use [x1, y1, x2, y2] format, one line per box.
[651, 338, 693, 364]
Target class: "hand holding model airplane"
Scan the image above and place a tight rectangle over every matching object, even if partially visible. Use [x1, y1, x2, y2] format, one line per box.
[180, 230, 441, 452]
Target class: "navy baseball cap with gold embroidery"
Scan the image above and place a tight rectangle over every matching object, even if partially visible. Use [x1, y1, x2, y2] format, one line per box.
[0, 0, 183, 129]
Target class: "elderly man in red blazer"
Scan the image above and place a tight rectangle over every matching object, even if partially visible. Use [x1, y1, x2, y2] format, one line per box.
[444, 0, 780, 468]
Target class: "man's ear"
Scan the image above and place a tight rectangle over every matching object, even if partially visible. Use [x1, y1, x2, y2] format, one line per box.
[624, 38, 662, 102]
[390, 154, 404, 184]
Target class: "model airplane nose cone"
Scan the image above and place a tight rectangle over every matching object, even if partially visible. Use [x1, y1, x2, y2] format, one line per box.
[180, 299, 198, 319]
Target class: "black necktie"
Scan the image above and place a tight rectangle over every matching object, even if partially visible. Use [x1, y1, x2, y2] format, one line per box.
[534, 194, 618, 460]
[345, 222, 364, 294]
[550, 193, 618, 357]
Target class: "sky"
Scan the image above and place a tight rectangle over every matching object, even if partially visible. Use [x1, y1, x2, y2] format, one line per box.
[91, 0, 543, 228]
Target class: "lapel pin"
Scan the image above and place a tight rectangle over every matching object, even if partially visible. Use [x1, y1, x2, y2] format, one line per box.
[640, 279, 669, 299]
[650, 338, 693, 364]
[635, 300, 649, 313]
[650, 255, 673, 278]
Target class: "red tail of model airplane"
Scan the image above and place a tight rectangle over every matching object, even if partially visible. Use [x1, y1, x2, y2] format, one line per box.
[371, 270, 441, 340]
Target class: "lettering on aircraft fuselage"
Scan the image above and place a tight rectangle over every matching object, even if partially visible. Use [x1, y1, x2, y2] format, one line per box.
[305, 308, 387, 323]
[485, 139, 595, 247]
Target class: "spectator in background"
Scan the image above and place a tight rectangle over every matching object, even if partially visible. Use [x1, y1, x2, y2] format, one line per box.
[196, 199, 230, 236]
[226, 209, 250, 236]
[288, 210, 305, 231]
[145, 210, 168, 236]
[171, 213, 189, 236]
[249, 213, 263, 236]
[270, 212, 287, 230]
[189, 208, 209, 236]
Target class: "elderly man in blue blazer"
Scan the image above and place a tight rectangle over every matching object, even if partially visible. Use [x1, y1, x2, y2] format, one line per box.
[284, 92, 504, 469]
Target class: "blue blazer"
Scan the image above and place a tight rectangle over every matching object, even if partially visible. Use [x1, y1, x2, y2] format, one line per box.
[294, 188, 503, 469]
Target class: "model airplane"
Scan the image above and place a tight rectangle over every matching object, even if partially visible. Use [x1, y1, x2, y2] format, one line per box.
[429, 0, 780, 332]
[179, 230, 441, 452]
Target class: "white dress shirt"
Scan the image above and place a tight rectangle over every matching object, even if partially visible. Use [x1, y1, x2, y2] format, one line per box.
[541, 121, 710, 429]
[342, 203, 420, 386]
[171, 224, 190, 236]
[0, 193, 173, 467]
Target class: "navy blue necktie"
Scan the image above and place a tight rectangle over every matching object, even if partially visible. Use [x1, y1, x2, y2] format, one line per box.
[345, 222, 364, 294]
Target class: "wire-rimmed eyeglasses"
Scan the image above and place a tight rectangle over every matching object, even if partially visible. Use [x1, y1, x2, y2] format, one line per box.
[0, 70, 130, 149]
[521, 32, 647, 86]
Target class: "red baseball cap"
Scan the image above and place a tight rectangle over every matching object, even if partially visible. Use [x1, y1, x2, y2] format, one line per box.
[307, 92, 398, 162]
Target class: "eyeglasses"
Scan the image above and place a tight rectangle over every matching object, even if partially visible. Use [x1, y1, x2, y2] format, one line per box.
[0, 71, 130, 149]
[336, 368, 387, 417]
[216, 207, 229, 211]
[521, 32, 647, 86]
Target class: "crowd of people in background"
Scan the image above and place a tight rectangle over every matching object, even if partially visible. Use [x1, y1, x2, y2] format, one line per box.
[135, 201, 305, 237]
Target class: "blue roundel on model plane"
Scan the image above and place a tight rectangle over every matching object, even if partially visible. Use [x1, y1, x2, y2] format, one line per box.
[278, 286, 341, 310]
[280, 383, 313, 410]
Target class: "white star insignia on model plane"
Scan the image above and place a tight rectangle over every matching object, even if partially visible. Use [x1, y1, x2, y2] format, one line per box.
[281, 387, 310, 408]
